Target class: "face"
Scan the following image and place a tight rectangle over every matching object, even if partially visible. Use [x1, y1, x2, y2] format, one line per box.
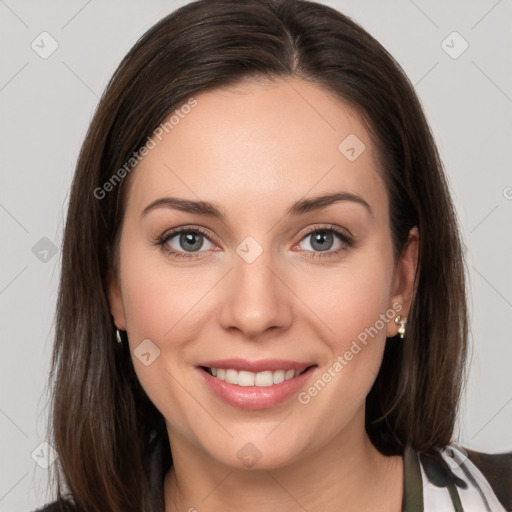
[109, 77, 417, 470]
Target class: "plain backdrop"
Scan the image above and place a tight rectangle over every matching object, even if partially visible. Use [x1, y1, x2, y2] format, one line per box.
[0, 0, 511, 510]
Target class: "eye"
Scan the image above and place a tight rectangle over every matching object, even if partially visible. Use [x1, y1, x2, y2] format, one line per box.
[157, 226, 215, 259]
[155, 224, 354, 260]
[296, 225, 353, 259]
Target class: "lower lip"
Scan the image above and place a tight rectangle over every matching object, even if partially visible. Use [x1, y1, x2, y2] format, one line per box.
[196, 366, 317, 410]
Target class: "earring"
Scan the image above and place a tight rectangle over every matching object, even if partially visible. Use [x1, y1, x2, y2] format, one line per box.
[394, 315, 407, 339]
[116, 329, 122, 344]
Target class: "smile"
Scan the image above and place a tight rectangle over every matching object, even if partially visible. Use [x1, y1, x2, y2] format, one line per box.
[202, 367, 310, 387]
[196, 359, 318, 410]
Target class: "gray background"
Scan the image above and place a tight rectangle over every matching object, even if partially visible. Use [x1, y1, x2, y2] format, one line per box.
[1, 0, 511, 510]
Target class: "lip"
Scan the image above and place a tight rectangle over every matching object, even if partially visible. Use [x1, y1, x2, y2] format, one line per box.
[197, 358, 314, 372]
[196, 361, 317, 410]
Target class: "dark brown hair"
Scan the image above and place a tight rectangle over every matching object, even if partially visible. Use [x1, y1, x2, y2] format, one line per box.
[47, 0, 468, 510]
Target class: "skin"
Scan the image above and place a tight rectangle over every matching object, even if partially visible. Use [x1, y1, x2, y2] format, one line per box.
[109, 77, 418, 511]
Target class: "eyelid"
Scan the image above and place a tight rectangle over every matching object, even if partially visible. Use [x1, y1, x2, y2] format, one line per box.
[295, 223, 353, 243]
[158, 224, 214, 242]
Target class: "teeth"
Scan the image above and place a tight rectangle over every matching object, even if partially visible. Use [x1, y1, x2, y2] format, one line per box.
[207, 367, 305, 386]
[225, 369, 238, 385]
[238, 371, 254, 386]
[255, 371, 272, 386]
[273, 370, 285, 384]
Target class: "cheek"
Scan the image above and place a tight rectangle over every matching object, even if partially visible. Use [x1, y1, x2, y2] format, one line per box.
[119, 238, 215, 345]
[118, 236, 226, 403]
[117, 240, 217, 432]
[291, 243, 395, 417]
[296, 249, 394, 349]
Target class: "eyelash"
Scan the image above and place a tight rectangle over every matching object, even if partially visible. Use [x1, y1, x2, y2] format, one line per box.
[155, 224, 354, 261]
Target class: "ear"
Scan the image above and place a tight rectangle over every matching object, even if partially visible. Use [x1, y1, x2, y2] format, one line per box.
[108, 268, 127, 331]
[386, 227, 419, 337]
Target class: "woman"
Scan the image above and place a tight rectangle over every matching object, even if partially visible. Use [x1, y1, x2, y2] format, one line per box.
[36, 0, 511, 511]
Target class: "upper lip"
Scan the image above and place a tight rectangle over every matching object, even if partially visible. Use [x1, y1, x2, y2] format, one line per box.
[197, 358, 316, 373]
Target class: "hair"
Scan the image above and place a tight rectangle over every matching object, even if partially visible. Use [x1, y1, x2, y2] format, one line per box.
[46, 0, 468, 510]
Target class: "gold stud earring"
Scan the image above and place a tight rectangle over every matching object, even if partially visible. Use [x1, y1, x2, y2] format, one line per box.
[116, 329, 122, 344]
[394, 315, 407, 339]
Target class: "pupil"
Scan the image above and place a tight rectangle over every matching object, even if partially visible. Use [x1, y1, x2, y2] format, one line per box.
[312, 232, 333, 252]
[180, 232, 203, 252]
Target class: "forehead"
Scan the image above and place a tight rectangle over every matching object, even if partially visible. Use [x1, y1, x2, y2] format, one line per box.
[124, 77, 386, 220]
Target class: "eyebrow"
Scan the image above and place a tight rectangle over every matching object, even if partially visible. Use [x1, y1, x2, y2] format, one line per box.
[140, 192, 372, 220]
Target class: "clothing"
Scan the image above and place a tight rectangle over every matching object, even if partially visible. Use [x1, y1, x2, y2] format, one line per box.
[35, 432, 512, 511]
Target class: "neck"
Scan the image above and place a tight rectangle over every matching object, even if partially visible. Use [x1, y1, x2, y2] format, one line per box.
[164, 412, 403, 512]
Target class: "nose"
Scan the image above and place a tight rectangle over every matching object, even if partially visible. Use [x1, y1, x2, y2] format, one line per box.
[218, 241, 293, 340]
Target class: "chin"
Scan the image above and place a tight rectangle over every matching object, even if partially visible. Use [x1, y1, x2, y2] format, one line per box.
[200, 430, 311, 471]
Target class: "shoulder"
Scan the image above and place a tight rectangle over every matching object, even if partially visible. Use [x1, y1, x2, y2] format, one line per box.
[465, 446, 512, 511]
[404, 443, 512, 511]
[433, 444, 512, 511]
[32, 499, 77, 511]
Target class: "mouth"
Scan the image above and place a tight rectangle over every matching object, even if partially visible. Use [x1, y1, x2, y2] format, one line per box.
[195, 359, 318, 410]
[199, 366, 314, 387]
